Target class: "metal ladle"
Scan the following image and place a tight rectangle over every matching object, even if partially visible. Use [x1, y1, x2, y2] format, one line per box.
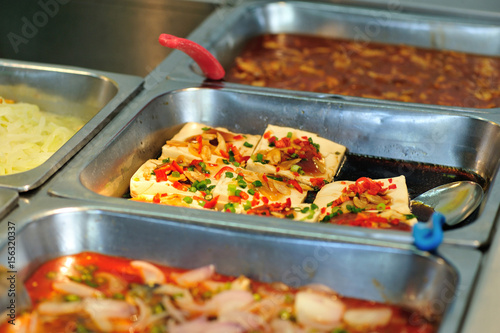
[410, 181, 484, 226]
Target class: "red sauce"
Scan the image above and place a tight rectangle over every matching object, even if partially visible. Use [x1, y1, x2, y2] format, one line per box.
[226, 33, 500, 108]
[1, 252, 438, 333]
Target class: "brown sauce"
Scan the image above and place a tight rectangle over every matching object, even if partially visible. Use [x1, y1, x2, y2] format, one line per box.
[226, 33, 500, 108]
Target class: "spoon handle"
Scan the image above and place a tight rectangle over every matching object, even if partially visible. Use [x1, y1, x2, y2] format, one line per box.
[159, 34, 225, 80]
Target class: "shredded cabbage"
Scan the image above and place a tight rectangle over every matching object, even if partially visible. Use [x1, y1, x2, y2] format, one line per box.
[0, 97, 85, 175]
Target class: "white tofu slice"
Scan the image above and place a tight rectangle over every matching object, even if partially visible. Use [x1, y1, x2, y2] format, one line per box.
[129, 159, 217, 199]
[292, 203, 321, 222]
[213, 167, 308, 212]
[160, 122, 260, 166]
[130, 193, 207, 210]
[246, 125, 346, 187]
[314, 175, 417, 227]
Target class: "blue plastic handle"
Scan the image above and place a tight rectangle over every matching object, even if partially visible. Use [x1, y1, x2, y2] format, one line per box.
[412, 212, 445, 251]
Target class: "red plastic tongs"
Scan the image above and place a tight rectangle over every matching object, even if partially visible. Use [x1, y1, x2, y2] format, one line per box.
[159, 34, 225, 80]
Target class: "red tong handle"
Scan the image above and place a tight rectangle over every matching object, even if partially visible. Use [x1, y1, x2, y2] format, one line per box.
[159, 34, 225, 80]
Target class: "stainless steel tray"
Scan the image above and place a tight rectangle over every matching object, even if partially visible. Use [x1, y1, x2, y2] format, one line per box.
[47, 81, 500, 247]
[149, 1, 500, 112]
[0, 198, 482, 333]
[0, 188, 17, 221]
[0, 59, 143, 192]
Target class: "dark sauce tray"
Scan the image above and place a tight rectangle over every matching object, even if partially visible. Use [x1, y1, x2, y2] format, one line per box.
[150, 0, 500, 113]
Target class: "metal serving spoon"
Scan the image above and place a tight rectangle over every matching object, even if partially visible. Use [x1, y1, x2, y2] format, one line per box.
[410, 181, 484, 226]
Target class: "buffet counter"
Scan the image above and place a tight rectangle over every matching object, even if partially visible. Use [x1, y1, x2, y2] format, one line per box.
[0, 1, 499, 332]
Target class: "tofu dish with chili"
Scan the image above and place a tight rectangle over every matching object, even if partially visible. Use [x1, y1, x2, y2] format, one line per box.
[0, 252, 438, 333]
[225, 33, 500, 108]
[129, 122, 417, 231]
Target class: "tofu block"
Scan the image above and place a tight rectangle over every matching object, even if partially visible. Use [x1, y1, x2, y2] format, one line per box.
[314, 176, 417, 227]
[130, 193, 207, 210]
[246, 125, 346, 187]
[213, 167, 308, 213]
[292, 203, 321, 222]
[129, 158, 217, 199]
[160, 122, 261, 166]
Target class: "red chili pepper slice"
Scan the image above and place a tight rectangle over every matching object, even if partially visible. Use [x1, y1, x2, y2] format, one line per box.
[172, 181, 188, 191]
[232, 135, 244, 140]
[239, 191, 249, 200]
[158, 34, 225, 80]
[262, 174, 269, 183]
[153, 193, 161, 204]
[263, 131, 272, 139]
[275, 137, 291, 148]
[171, 160, 184, 174]
[228, 195, 241, 203]
[154, 165, 171, 182]
[196, 135, 203, 155]
[220, 149, 229, 159]
[310, 177, 325, 189]
[203, 195, 220, 209]
[287, 179, 303, 194]
[214, 166, 235, 180]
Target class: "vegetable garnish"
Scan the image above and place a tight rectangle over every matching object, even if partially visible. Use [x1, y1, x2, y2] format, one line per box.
[158, 34, 225, 80]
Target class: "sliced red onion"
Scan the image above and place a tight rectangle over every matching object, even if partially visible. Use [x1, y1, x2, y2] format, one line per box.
[171, 264, 215, 287]
[130, 260, 166, 285]
[294, 290, 345, 330]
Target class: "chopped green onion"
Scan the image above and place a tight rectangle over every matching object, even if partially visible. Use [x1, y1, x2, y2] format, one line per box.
[286, 131, 293, 138]
[252, 180, 263, 187]
[224, 203, 237, 213]
[76, 324, 90, 333]
[346, 205, 363, 213]
[248, 188, 256, 195]
[243, 200, 252, 211]
[183, 196, 193, 204]
[228, 184, 237, 196]
[290, 165, 302, 173]
[64, 294, 81, 302]
[308, 137, 320, 152]
[113, 293, 125, 300]
[225, 171, 234, 178]
[153, 303, 165, 314]
[171, 171, 180, 178]
[243, 141, 254, 148]
[376, 203, 386, 211]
